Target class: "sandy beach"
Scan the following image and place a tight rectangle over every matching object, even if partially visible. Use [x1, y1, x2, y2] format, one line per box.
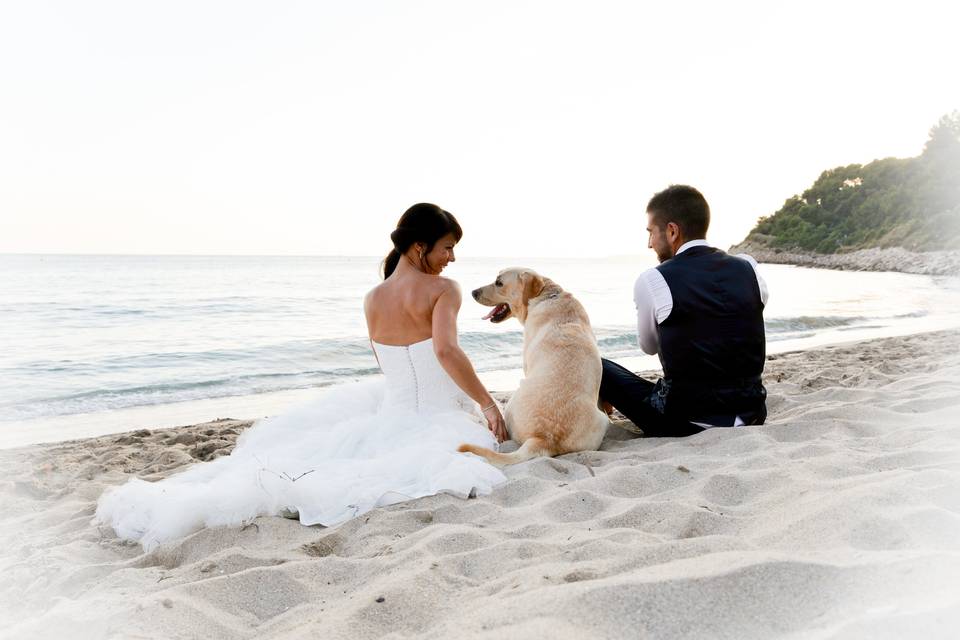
[2, 330, 959, 639]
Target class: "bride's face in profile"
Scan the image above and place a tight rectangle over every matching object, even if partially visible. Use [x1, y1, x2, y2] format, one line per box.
[420, 233, 458, 275]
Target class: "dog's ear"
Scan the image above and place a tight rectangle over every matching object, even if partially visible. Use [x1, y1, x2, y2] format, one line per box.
[521, 271, 545, 305]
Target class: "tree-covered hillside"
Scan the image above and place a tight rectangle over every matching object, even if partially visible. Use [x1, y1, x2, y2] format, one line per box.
[744, 112, 960, 253]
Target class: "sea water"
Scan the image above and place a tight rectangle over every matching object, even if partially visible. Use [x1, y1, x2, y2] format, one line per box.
[2, 254, 958, 447]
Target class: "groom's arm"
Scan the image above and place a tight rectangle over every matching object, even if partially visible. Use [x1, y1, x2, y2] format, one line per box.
[634, 269, 671, 355]
[734, 253, 770, 307]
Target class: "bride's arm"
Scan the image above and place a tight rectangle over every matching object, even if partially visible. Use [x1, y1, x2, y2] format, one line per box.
[363, 291, 382, 370]
[433, 282, 507, 442]
[432, 282, 492, 406]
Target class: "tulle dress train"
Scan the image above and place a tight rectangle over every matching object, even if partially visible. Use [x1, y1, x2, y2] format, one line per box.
[95, 339, 506, 551]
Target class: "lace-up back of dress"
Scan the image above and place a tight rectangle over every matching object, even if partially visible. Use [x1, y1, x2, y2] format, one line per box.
[372, 338, 472, 414]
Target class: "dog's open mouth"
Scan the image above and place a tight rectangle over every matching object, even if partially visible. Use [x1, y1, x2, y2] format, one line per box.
[482, 303, 511, 323]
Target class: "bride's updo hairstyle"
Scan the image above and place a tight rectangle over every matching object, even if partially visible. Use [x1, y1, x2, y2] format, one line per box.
[382, 203, 463, 279]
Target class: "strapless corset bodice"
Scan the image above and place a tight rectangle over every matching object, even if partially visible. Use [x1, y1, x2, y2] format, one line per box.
[372, 338, 476, 415]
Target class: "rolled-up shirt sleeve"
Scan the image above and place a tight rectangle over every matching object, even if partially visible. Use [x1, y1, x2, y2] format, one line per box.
[634, 269, 672, 355]
[735, 253, 770, 307]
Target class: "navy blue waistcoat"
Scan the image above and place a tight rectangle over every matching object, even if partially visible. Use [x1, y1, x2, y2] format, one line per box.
[654, 245, 767, 426]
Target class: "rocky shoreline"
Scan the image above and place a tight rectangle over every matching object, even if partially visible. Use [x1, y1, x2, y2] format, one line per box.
[728, 241, 960, 276]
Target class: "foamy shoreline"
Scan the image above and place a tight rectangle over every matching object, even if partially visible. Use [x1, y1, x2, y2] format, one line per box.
[2, 330, 960, 639]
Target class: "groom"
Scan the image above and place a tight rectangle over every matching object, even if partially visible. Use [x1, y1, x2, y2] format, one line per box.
[600, 185, 769, 437]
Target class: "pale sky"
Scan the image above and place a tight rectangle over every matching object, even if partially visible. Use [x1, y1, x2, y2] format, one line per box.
[1, 1, 957, 257]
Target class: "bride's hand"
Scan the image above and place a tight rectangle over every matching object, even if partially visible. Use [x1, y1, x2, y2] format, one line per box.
[482, 403, 508, 443]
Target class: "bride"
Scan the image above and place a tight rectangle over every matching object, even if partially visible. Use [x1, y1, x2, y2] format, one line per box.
[96, 204, 509, 551]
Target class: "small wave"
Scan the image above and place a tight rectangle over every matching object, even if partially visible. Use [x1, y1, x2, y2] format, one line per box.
[459, 330, 524, 351]
[41, 368, 378, 403]
[837, 324, 885, 331]
[767, 332, 815, 342]
[764, 316, 865, 333]
[2, 297, 342, 322]
[16, 338, 377, 374]
[597, 333, 641, 350]
[7, 366, 382, 421]
[894, 310, 928, 319]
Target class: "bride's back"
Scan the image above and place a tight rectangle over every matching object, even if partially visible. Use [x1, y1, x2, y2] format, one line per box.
[365, 269, 450, 346]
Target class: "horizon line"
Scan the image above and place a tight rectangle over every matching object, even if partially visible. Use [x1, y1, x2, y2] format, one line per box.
[0, 252, 656, 260]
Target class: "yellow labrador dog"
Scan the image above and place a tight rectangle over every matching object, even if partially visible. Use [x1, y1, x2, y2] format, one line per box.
[459, 268, 609, 465]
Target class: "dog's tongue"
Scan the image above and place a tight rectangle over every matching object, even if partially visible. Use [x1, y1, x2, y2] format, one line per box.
[481, 303, 506, 321]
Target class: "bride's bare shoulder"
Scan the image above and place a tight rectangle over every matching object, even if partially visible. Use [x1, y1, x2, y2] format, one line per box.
[366, 275, 457, 307]
[427, 279, 463, 314]
[434, 276, 461, 297]
[364, 281, 386, 308]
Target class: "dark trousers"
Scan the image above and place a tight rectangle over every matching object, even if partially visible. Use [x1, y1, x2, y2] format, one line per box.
[599, 358, 704, 438]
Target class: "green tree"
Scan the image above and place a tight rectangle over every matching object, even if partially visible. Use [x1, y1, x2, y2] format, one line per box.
[923, 110, 960, 158]
[741, 112, 960, 253]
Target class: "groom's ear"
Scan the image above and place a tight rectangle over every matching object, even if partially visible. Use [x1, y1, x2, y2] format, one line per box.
[521, 272, 545, 305]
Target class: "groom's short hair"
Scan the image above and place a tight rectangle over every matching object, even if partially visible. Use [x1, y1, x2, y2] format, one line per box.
[647, 185, 710, 239]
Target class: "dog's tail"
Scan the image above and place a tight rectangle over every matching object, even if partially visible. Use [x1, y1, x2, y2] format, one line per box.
[458, 437, 550, 466]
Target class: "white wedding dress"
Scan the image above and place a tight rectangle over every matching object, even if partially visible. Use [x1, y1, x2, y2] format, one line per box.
[95, 338, 507, 551]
